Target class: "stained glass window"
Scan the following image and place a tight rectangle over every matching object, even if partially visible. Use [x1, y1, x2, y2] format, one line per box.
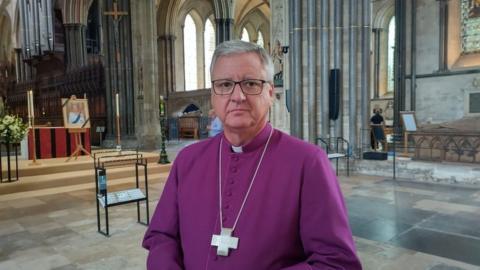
[461, 0, 480, 54]
[184, 14, 197, 91]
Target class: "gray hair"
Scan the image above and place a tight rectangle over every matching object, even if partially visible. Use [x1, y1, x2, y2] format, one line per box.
[210, 40, 274, 82]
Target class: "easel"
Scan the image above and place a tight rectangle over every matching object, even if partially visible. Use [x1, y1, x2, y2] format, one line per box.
[399, 111, 417, 157]
[62, 95, 92, 162]
[67, 128, 91, 161]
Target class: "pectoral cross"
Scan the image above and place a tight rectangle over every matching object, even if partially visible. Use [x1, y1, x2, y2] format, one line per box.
[211, 228, 239, 256]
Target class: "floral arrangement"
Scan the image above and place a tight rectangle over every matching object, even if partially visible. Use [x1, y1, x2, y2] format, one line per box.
[0, 115, 29, 143]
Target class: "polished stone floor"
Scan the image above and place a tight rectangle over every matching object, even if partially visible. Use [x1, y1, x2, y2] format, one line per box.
[1, 156, 480, 269]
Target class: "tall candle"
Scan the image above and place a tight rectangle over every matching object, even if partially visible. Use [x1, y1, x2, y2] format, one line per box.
[115, 93, 120, 116]
[27, 91, 31, 118]
[27, 90, 34, 118]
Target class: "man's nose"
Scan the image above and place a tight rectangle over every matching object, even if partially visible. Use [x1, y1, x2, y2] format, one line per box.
[230, 83, 246, 101]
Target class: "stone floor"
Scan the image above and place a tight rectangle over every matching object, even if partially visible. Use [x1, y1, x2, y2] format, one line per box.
[1, 142, 480, 269]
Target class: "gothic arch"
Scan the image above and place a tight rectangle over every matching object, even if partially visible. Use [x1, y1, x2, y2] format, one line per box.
[157, 0, 182, 36]
[212, 0, 233, 20]
[239, 21, 256, 41]
[60, 0, 94, 25]
[236, 6, 270, 46]
[372, 0, 394, 29]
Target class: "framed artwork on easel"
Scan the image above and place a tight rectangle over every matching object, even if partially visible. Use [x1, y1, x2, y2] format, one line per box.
[61, 95, 92, 161]
[399, 111, 417, 156]
[400, 111, 417, 132]
[62, 96, 91, 129]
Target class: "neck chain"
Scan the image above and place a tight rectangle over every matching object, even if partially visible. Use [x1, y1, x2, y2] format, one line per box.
[211, 127, 274, 256]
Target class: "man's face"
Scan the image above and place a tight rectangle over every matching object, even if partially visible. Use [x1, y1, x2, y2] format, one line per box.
[211, 53, 273, 131]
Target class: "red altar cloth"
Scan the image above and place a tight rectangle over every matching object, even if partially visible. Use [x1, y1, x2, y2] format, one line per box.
[28, 127, 91, 159]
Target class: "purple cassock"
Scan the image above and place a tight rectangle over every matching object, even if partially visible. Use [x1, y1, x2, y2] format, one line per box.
[143, 123, 362, 270]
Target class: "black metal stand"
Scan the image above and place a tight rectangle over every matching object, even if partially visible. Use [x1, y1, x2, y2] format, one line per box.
[158, 117, 170, 164]
[94, 150, 150, 236]
[316, 137, 350, 176]
[0, 143, 19, 183]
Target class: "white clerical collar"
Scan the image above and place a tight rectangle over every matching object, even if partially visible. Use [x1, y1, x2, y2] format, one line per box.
[231, 145, 243, 153]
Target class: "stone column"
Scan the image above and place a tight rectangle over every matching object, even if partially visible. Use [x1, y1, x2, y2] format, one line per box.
[394, 0, 407, 127]
[215, 18, 233, 45]
[333, 0, 344, 138]
[289, 0, 303, 138]
[438, 0, 449, 72]
[130, 0, 162, 149]
[64, 24, 88, 70]
[360, 0, 371, 149]
[372, 28, 381, 99]
[348, 0, 359, 153]
[283, 0, 370, 154]
[306, 0, 317, 143]
[158, 35, 176, 95]
[319, 0, 329, 140]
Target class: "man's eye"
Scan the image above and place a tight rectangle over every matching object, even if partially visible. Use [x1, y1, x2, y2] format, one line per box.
[244, 81, 260, 87]
[217, 81, 233, 88]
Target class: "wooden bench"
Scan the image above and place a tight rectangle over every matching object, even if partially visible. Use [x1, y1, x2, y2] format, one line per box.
[316, 137, 350, 176]
[178, 117, 199, 139]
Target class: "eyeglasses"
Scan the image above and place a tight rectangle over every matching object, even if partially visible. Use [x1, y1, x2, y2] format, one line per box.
[211, 79, 268, 95]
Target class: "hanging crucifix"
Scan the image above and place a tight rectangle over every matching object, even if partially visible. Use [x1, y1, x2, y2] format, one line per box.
[104, 0, 128, 150]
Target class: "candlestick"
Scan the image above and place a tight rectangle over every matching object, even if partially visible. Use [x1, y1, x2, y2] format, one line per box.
[27, 91, 32, 119]
[115, 93, 120, 116]
[27, 90, 34, 118]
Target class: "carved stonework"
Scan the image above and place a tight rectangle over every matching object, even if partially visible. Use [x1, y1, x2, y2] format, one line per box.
[411, 117, 480, 164]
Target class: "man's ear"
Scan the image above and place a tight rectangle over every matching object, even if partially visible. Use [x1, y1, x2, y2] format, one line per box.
[269, 83, 275, 99]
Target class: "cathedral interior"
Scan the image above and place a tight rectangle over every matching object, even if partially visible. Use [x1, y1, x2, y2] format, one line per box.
[0, 0, 480, 269]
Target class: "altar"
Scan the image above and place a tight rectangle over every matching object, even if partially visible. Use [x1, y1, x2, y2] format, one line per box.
[27, 127, 91, 160]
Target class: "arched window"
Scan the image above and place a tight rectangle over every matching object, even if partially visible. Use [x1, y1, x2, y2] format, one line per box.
[204, 19, 215, 88]
[241, 28, 250, 42]
[184, 14, 197, 91]
[257, 31, 264, 47]
[387, 16, 395, 93]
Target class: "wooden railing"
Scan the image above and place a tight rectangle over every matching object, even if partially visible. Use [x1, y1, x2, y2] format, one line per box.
[6, 62, 106, 145]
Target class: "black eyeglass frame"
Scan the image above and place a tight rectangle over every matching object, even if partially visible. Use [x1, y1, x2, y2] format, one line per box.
[211, 79, 269, 95]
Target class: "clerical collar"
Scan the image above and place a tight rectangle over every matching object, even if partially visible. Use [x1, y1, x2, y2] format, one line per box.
[223, 123, 273, 154]
[231, 145, 243, 153]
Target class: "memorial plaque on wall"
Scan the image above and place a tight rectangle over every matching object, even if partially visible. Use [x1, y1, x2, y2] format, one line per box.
[469, 92, 480, 113]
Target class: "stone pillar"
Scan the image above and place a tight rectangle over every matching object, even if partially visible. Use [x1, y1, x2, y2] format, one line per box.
[372, 28, 381, 99]
[64, 24, 87, 70]
[289, 0, 303, 138]
[394, 0, 407, 127]
[306, 0, 317, 143]
[348, 0, 359, 153]
[282, 0, 370, 155]
[215, 18, 233, 45]
[438, 0, 449, 72]
[130, 0, 162, 149]
[360, 0, 371, 149]
[333, 0, 343, 138]
[158, 35, 176, 95]
[319, 0, 329, 140]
